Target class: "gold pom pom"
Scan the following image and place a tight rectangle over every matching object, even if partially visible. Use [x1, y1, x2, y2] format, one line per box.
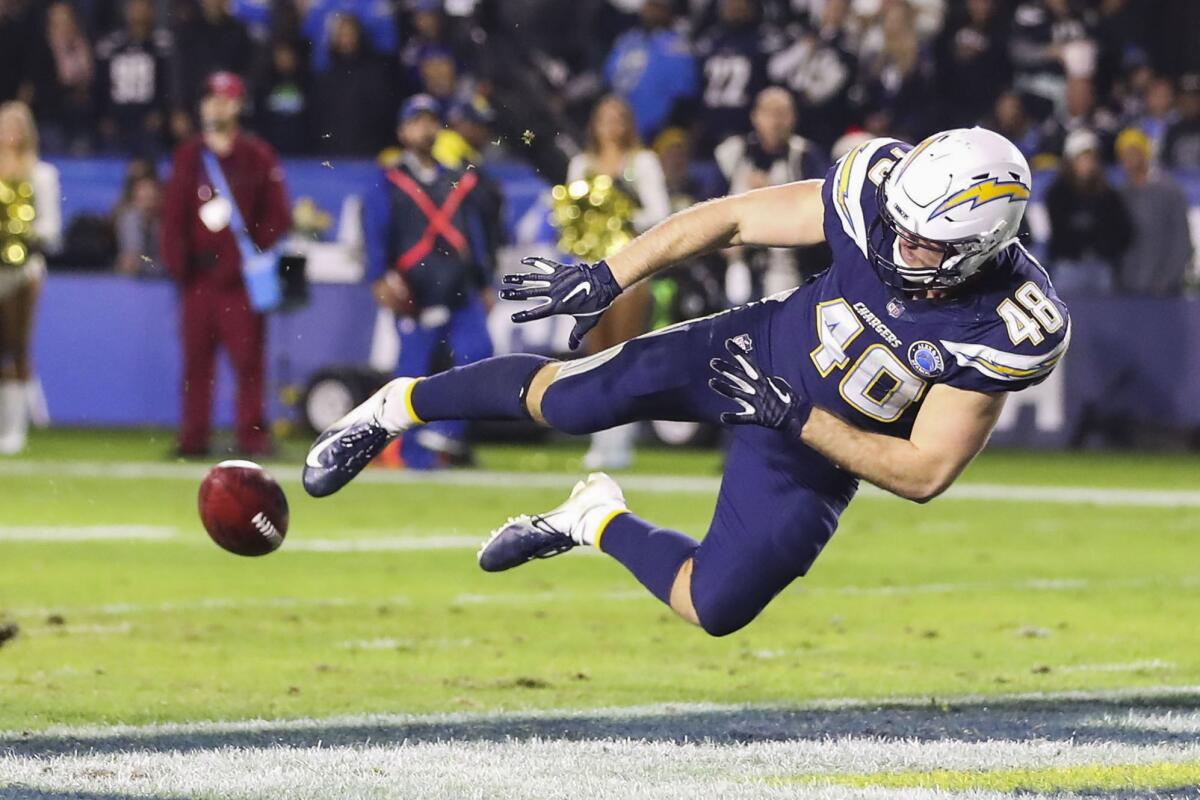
[549, 174, 637, 262]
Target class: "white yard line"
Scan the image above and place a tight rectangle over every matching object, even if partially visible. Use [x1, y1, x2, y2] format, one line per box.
[286, 535, 481, 552]
[0, 528, 511, 552]
[3, 459, 1199, 507]
[0, 525, 178, 541]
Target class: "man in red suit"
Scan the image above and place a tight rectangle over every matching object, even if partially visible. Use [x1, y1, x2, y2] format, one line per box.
[161, 72, 291, 456]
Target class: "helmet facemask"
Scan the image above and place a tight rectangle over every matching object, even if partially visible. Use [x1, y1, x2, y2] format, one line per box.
[867, 177, 1003, 291]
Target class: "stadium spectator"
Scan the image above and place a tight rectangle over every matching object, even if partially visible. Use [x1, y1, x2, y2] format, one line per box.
[1161, 74, 1200, 170]
[1114, 127, 1193, 296]
[933, 0, 1011, 130]
[434, 96, 501, 168]
[858, 0, 946, 46]
[302, 0, 399, 74]
[253, 39, 311, 155]
[567, 94, 670, 470]
[1035, 75, 1120, 164]
[688, 0, 797, 36]
[655, 127, 716, 212]
[313, 12, 392, 157]
[1009, 0, 1095, 119]
[1044, 128, 1131, 295]
[692, 0, 769, 153]
[988, 91, 1040, 161]
[114, 159, 162, 277]
[715, 86, 828, 300]
[856, 0, 935, 142]
[653, 126, 724, 209]
[603, 0, 699, 142]
[398, 0, 473, 99]
[1111, 59, 1155, 122]
[169, 0, 253, 140]
[1091, 0, 1150, 103]
[95, 0, 172, 157]
[32, 2, 95, 155]
[766, 0, 857, 148]
[363, 95, 497, 469]
[648, 126, 727, 329]
[0, 102, 61, 455]
[161, 72, 290, 457]
[415, 47, 472, 120]
[227, 0, 272, 40]
[0, 2, 35, 106]
[433, 97, 506, 261]
[1129, 76, 1178, 153]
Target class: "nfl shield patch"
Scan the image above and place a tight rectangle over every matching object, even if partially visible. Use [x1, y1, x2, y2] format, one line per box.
[886, 298, 905, 318]
[907, 341, 944, 377]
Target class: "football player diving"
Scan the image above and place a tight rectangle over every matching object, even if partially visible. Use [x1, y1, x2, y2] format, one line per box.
[303, 128, 1069, 637]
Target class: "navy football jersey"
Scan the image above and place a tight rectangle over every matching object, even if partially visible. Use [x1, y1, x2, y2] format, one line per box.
[694, 25, 770, 151]
[778, 137, 1070, 439]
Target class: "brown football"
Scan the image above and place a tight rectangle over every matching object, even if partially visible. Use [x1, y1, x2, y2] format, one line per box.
[198, 460, 289, 556]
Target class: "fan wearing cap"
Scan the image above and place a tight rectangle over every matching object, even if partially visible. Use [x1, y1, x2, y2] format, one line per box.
[433, 97, 498, 170]
[433, 97, 506, 269]
[161, 71, 291, 457]
[1043, 128, 1132, 296]
[362, 94, 496, 468]
[1114, 127, 1194, 296]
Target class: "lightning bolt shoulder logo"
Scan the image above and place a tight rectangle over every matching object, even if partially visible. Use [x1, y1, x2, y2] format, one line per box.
[927, 177, 1030, 222]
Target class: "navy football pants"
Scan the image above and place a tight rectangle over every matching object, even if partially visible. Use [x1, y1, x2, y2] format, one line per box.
[541, 291, 858, 634]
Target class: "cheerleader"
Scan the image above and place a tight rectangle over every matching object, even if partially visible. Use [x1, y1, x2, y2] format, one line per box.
[0, 102, 60, 455]
[567, 96, 670, 470]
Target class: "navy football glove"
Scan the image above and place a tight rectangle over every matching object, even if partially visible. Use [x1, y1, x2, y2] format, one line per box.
[499, 256, 623, 350]
[709, 337, 811, 440]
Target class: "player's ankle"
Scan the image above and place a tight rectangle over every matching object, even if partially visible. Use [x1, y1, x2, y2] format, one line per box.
[377, 378, 422, 435]
[579, 505, 629, 549]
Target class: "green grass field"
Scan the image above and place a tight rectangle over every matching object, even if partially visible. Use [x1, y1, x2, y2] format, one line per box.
[1, 429, 1198, 798]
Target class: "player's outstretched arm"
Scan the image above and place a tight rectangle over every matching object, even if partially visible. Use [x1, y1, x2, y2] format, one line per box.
[503, 181, 827, 348]
[606, 180, 826, 287]
[708, 338, 1005, 503]
[801, 384, 1007, 503]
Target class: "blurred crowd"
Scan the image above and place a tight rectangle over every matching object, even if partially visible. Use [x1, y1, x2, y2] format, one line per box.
[0, 0, 1190, 162]
[0, 0, 1196, 456]
[0, 0, 1196, 294]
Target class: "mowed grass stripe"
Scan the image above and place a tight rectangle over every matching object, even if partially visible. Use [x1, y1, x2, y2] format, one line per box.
[808, 761, 1200, 792]
[4, 572, 1198, 620]
[4, 459, 1199, 507]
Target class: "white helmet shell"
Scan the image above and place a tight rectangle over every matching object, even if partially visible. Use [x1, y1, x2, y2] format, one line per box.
[880, 127, 1031, 286]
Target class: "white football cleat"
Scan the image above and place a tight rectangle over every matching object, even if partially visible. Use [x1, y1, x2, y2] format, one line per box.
[478, 473, 628, 572]
[302, 377, 421, 497]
